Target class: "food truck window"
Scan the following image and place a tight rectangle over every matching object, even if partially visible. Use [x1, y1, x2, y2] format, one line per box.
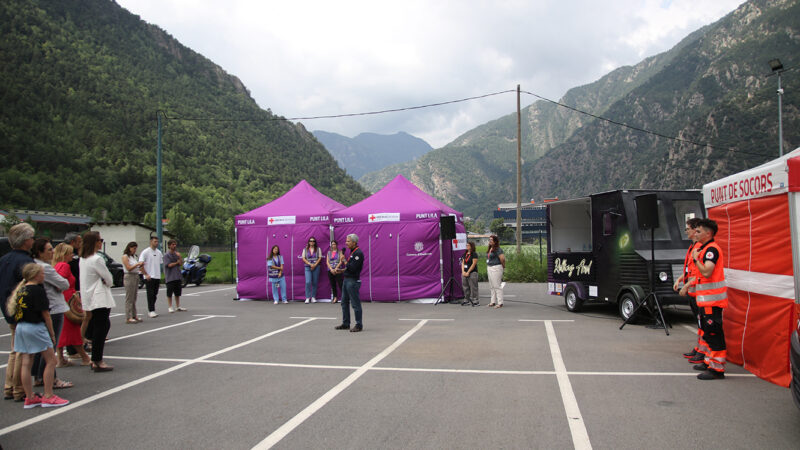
[673, 199, 704, 239]
[637, 199, 670, 241]
[603, 213, 614, 236]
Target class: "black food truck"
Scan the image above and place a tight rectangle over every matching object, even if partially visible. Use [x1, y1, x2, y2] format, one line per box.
[546, 189, 705, 320]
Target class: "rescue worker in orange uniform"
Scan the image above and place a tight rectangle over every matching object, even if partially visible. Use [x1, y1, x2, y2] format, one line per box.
[674, 217, 705, 361]
[690, 219, 727, 380]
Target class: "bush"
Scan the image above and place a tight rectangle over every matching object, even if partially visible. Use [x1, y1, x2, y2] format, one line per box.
[475, 245, 546, 282]
[208, 246, 547, 285]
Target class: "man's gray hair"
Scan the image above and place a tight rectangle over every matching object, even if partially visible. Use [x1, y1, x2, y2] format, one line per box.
[347, 233, 359, 244]
[64, 232, 81, 245]
[8, 223, 35, 249]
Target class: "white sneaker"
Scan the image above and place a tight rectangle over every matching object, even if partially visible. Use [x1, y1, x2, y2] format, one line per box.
[148, 311, 158, 318]
[177, 307, 187, 311]
[311, 298, 317, 303]
[274, 300, 278, 304]
[305, 298, 310, 303]
[168, 307, 176, 313]
[281, 300, 288, 304]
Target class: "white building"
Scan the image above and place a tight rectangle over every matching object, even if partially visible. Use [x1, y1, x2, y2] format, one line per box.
[90, 222, 175, 257]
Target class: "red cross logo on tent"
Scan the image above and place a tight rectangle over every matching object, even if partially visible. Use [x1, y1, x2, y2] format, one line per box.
[452, 239, 458, 245]
[269, 218, 274, 224]
[370, 215, 376, 222]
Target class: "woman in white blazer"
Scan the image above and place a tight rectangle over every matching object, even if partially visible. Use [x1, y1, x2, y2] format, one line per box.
[79, 231, 115, 372]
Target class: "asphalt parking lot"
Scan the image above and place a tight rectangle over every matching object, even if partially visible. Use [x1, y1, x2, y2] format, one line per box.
[1, 282, 798, 449]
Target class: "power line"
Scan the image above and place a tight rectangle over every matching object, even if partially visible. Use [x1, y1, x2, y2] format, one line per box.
[163, 89, 516, 122]
[520, 90, 774, 158]
[162, 87, 777, 159]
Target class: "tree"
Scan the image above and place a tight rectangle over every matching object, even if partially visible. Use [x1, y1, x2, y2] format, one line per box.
[1, 213, 22, 234]
[489, 218, 506, 236]
[489, 218, 515, 243]
[471, 218, 486, 234]
[165, 206, 201, 244]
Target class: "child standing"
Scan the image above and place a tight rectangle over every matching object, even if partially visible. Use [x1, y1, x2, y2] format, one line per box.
[7, 263, 69, 408]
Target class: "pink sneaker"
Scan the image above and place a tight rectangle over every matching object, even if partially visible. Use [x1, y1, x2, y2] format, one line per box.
[23, 394, 42, 409]
[41, 394, 70, 408]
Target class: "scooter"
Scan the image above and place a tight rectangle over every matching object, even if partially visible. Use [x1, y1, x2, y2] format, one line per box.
[181, 245, 211, 287]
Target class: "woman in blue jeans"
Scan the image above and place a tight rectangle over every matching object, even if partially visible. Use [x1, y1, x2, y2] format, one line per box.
[267, 245, 287, 304]
[302, 237, 321, 303]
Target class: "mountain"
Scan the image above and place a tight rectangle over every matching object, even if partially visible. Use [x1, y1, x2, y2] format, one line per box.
[360, 0, 800, 221]
[312, 130, 432, 179]
[0, 0, 369, 242]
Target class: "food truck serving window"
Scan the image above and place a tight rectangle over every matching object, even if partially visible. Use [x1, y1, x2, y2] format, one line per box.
[673, 199, 704, 237]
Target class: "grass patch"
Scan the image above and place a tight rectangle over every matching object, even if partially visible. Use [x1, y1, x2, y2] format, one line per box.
[210, 244, 548, 285]
[204, 251, 235, 284]
[475, 245, 547, 282]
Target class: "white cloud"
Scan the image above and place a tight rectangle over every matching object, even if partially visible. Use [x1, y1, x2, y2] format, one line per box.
[117, 0, 743, 147]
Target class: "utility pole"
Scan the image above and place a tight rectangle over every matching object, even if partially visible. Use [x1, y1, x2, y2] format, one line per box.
[516, 85, 522, 255]
[156, 112, 163, 247]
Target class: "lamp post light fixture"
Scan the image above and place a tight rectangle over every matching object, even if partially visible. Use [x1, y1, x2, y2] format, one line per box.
[768, 58, 785, 157]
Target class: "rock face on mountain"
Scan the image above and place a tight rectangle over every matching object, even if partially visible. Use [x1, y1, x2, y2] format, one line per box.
[312, 131, 432, 179]
[0, 0, 368, 235]
[361, 0, 799, 220]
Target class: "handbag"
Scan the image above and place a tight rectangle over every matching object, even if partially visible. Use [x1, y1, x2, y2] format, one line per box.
[65, 292, 85, 324]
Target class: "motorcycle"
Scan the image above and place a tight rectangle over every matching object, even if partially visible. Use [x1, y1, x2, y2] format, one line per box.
[181, 245, 211, 287]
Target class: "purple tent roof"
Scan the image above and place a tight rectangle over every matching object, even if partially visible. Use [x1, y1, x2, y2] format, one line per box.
[235, 180, 345, 226]
[332, 175, 462, 224]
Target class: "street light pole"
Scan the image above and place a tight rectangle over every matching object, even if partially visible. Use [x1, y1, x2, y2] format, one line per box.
[768, 58, 785, 157]
[777, 71, 783, 157]
[516, 84, 522, 255]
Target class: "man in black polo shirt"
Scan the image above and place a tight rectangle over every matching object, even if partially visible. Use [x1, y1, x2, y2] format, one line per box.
[1, 223, 35, 401]
[335, 234, 364, 332]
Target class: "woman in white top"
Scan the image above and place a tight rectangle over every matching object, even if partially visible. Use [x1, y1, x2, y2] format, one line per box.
[79, 231, 115, 372]
[121, 242, 143, 324]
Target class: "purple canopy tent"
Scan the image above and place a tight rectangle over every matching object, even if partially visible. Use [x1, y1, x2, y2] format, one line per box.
[234, 180, 344, 301]
[331, 175, 466, 302]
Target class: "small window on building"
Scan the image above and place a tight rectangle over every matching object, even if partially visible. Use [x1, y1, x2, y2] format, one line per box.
[111, 241, 118, 246]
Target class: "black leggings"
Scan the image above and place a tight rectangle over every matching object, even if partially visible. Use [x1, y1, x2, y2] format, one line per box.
[328, 271, 343, 299]
[89, 308, 111, 362]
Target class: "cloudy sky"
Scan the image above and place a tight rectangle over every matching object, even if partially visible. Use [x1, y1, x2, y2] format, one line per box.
[117, 0, 744, 148]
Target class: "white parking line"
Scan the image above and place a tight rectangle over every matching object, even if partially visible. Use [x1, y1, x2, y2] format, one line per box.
[543, 320, 592, 450]
[252, 319, 429, 450]
[0, 317, 317, 437]
[90, 355, 757, 378]
[182, 286, 237, 296]
[105, 315, 220, 343]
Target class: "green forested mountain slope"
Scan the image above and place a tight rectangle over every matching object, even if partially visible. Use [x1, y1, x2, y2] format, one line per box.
[0, 0, 368, 241]
[524, 0, 800, 200]
[312, 130, 432, 179]
[361, 0, 799, 220]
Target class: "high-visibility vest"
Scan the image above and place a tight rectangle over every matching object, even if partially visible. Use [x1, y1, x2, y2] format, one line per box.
[684, 242, 700, 297]
[694, 241, 727, 308]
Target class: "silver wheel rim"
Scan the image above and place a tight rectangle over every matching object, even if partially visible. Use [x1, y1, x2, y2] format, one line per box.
[622, 298, 634, 318]
[566, 291, 576, 309]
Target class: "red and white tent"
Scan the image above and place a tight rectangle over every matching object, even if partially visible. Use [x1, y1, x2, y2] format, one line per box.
[702, 147, 800, 387]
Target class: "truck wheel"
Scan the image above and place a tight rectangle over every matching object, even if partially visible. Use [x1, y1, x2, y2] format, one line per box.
[619, 292, 639, 322]
[564, 286, 583, 312]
